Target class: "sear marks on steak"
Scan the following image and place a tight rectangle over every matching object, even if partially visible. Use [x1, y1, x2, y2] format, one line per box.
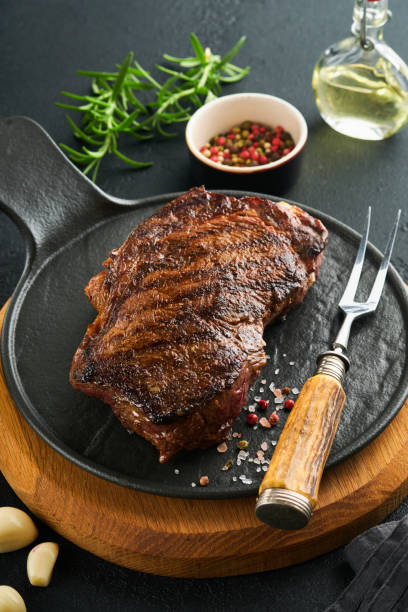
[70, 187, 328, 462]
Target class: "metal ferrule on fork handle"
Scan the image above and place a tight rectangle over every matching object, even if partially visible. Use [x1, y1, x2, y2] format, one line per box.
[315, 349, 350, 384]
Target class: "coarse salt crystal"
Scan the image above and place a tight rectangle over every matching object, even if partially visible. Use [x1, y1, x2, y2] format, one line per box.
[289, 361, 295, 366]
[174, 469, 180, 475]
[232, 476, 237, 482]
[261, 442, 268, 451]
[253, 426, 258, 430]
[272, 440, 277, 446]
[262, 465, 268, 472]
[261, 379, 267, 384]
[232, 432, 239, 438]
[254, 396, 261, 402]
[266, 355, 271, 360]
[244, 479, 252, 485]
[238, 450, 248, 460]
[269, 382, 275, 391]
[259, 387, 264, 393]
[254, 458, 260, 465]
[191, 482, 197, 487]
[248, 457, 253, 462]
[283, 353, 287, 357]
[275, 368, 280, 375]
[275, 398, 283, 404]
[237, 459, 241, 466]
[239, 474, 246, 481]
[256, 467, 261, 472]
[292, 387, 300, 395]
[248, 406, 255, 412]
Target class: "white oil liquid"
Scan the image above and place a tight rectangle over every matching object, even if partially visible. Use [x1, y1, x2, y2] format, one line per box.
[312, 62, 408, 140]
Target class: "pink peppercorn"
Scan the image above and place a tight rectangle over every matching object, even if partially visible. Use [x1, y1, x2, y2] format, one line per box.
[251, 151, 259, 161]
[259, 155, 268, 164]
[210, 146, 219, 154]
[259, 126, 266, 133]
[217, 136, 226, 146]
[284, 399, 295, 411]
[269, 412, 279, 426]
[241, 150, 250, 159]
[283, 147, 292, 155]
[251, 123, 259, 131]
[223, 150, 230, 158]
[247, 413, 258, 425]
[272, 137, 282, 146]
[257, 399, 268, 410]
[210, 155, 218, 162]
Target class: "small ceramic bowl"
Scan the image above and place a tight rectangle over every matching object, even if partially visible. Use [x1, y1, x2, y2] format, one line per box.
[185, 92, 308, 174]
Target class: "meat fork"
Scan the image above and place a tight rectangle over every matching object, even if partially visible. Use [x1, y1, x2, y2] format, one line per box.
[256, 208, 401, 529]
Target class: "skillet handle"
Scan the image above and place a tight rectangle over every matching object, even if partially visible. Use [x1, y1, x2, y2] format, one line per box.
[0, 116, 119, 261]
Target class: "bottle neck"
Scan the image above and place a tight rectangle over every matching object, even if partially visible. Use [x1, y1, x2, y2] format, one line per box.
[351, 0, 390, 41]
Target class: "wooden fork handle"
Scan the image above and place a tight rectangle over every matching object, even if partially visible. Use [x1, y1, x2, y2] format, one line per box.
[256, 372, 346, 530]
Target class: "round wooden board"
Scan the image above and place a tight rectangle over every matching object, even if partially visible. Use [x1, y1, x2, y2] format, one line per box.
[1, 301, 408, 578]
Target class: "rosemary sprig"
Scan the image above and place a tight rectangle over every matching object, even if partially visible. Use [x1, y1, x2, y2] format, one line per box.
[56, 52, 153, 181]
[56, 34, 249, 180]
[145, 34, 249, 137]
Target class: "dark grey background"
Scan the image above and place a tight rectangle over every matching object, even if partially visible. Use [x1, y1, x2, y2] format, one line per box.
[0, 0, 408, 610]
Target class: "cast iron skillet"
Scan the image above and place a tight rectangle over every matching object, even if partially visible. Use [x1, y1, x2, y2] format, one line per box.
[1, 116, 408, 499]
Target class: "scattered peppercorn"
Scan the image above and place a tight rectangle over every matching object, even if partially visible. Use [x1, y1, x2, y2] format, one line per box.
[199, 475, 209, 486]
[282, 386, 291, 395]
[257, 399, 269, 411]
[269, 412, 280, 426]
[247, 413, 258, 425]
[222, 459, 234, 471]
[284, 399, 295, 411]
[201, 120, 295, 168]
[237, 440, 249, 450]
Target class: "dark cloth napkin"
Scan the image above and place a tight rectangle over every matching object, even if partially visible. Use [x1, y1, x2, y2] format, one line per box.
[326, 517, 408, 611]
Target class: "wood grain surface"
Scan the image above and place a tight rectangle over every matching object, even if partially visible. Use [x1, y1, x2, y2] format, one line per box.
[260, 374, 346, 504]
[0, 300, 408, 578]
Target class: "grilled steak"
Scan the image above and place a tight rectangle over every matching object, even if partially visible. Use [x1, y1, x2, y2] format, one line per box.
[70, 187, 328, 462]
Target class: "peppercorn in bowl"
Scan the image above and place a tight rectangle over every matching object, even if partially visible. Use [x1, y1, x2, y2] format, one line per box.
[185, 93, 308, 173]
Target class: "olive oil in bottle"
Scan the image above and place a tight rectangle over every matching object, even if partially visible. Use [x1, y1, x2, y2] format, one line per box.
[312, 0, 408, 140]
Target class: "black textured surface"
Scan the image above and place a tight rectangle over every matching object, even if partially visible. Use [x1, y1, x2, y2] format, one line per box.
[1, 0, 408, 610]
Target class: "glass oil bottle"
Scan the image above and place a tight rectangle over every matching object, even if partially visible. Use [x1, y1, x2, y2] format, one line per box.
[312, 0, 408, 140]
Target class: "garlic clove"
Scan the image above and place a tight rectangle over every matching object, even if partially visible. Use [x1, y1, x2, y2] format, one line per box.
[0, 585, 27, 611]
[27, 542, 59, 587]
[0, 507, 38, 553]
